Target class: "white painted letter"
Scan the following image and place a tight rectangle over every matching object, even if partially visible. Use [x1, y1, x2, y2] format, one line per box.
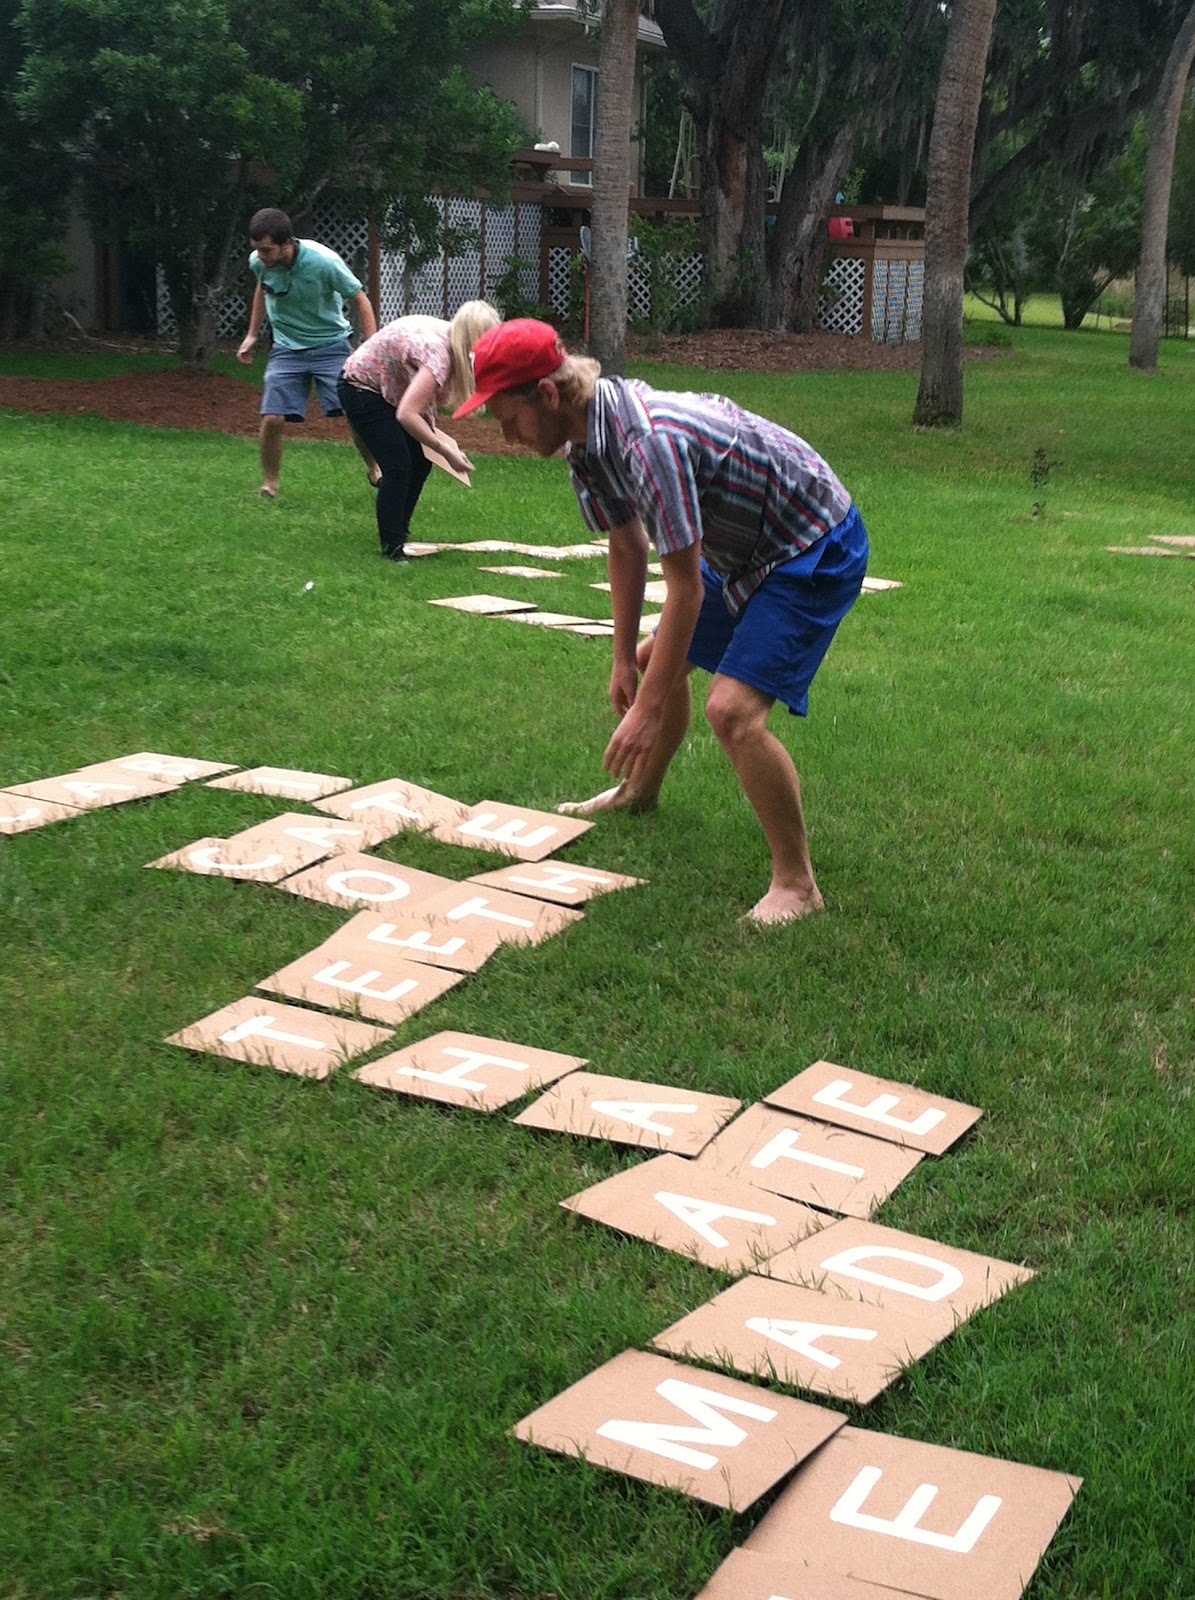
[396, 1047, 528, 1093]
[457, 812, 557, 850]
[366, 924, 468, 957]
[325, 869, 412, 903]
[820, 1245, 964, 1303]
[443, 894, 534, 928]
[311, 960, 419, 1005]
[654, 1191, 777, 1248]
[346, 791, 422, 820]
[220, 1014, 327, 1051]
[830, 1464, 1001, 1552]
[189, 846, 285, 874]
[589, 1100, 697, 1136]
[750, 1128, 865, 1179]
[597, 1378, 777, 1470]
[813, 1078, 946, 1138]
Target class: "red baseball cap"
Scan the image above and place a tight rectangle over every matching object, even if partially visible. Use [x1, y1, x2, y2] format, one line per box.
[453, 318, 568, 418]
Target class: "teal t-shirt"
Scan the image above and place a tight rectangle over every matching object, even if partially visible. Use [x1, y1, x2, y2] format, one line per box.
[249, 238, 362, 350]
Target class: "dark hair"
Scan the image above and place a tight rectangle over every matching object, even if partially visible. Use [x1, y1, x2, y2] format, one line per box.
[249, 207, 293, 245]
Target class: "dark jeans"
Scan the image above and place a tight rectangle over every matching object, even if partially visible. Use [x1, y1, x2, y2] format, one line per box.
[336, 378, 432, 554]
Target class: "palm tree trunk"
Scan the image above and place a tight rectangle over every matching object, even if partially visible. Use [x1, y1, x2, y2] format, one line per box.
[913, 0, 998, 428]
[1129, 0, 1195, 372]
[589, 0, 640, 374]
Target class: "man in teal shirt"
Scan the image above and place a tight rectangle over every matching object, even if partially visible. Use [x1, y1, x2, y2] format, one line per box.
[237, 207, 377, 498]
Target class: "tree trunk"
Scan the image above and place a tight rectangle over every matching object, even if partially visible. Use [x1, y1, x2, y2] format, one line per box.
[655, 0, 795, 327]
[1129, 0, 1195, 371]
[762, 123, 858, 331]
[913, 0, 999, 428]
[589, 0, 640, 374]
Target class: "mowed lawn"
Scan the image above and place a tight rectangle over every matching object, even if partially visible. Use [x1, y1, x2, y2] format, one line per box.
[1, 326, 1192, 1600]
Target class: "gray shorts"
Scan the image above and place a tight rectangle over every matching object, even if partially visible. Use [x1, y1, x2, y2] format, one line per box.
[261, 338, 352, 420]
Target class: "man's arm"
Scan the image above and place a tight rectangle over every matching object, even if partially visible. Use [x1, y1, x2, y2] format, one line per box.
[237, 282, 266, 363]
[604, 541, 703, 786]
[349, 289, 377, 342]
[606, 518, 650, 714]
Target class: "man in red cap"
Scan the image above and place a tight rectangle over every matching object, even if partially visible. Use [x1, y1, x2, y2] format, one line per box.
[456, 318, 868, 924]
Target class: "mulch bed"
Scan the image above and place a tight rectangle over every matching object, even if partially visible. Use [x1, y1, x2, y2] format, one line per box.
[0, 330, 995, 455]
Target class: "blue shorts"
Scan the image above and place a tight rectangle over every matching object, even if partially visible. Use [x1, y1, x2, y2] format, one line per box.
[261, 339, 352, 421]
[686, 504, 869, 716]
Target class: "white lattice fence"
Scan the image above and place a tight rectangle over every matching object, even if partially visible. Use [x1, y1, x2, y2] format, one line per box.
[550, 247, 704, 326]
[819, 257, 865, 336]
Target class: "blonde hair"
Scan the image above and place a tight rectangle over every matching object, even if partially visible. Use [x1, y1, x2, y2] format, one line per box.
[443, 300, 501, 410]
[503, 352, 602, 410]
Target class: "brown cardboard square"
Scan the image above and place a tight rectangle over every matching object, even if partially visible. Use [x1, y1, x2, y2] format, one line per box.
[651, 1274, 950, 1405]
[560, 624, 617, 637]
[422, 429, 472, 485]
[256, 942, 463, 1026]
[355, 1029, 586, 1109]
[860, 577, 904, 593]
[466, 860, 645, 907]
[276, 852, 457, 912]
[324, 909, 504, 973]
[69, 752, 238, 783]
[512, 1070, 740, 1155]
[447, 540, 526, 552]
[1150, 534, 1195, 547]
[205, 766, 355, 800]
[766, 1062, 982, 1155]
[1106, 544, 1182, 557]
[693, 1547, 900, 1600]
[146, 814, 377, 881]
[499, 610, 596, 627]
[435, 801, 592, 861]
[313, 777, 469, 836]
[427, 594, 538, 614]
[746, 1425, 1081, 1600]
[7, 770, 178, 809]
[513, 1348, 844, 1511]
[165, 996, 391, 1079]
[763, 1217, 1034, 1334]
[478, 565, 565, 579]
[592, 579, 669, 603]
[404, 542, 442, 557]
[562, 1152, 825, 1272]
[697, 1104, 923, 1219]
[638, 612, 664, 633]
[0, 789, 83, 834]
[514, 542, 609, 559]
[410, 883, 584, 946]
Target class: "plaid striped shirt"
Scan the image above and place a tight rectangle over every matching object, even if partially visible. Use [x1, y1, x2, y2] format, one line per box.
[566, 377, 853, 615]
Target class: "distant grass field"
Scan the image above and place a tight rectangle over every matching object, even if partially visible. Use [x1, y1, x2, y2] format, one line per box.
[1, 324, 1193, 1600]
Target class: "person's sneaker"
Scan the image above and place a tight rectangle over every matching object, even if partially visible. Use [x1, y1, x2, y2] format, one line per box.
[382, 547, 411, 563]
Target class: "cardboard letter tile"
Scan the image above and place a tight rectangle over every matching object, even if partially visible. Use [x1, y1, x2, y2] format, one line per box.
[69, 752, 237, 783]
[746, 1425, 1081, 1600]
[275, 852, 457, 912]
[500, 610, 596, 628]
[512, 1070, 740, 1156]
[694, 1547, 899, 1600]
[651, 1274, 952, 1404]
[7, 771, 178, 809]
[146, 813, 379, 882]
[562, 1152, 825, 1273]
[145, 836, 292, 883]
[226, 810, 396, 857]
[435, 801, 592, 861]
[467, 859, 645, 907]
[478, 565, 565, 579]
[427, 594, 538, 614]
[206, 766, 354, 800]
[324, 909, 503, 973]
[697, 1104, 923, 1218]
[766, 1062, 982, 1155]
[763, 1217, 1034, 1335]
[165, 996, 391, 1079]
[0, 789, 83, 835]
[560, 624, 618, 638]
[256, 940, 463, 1026]
[355, 1030, 587, 1110]
[314, 777, 469, 837]
[514, 1349, 845, 1511]
[412, 883, 583, 947]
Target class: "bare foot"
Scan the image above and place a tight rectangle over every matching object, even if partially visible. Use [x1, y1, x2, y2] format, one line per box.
[258, 484, 278, 500]
[557, 783, 658, 817]
[745, 884, 825, 925]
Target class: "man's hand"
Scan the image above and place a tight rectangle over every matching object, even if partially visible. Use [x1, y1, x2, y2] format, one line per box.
[237, 334, 257, 364]
[609, 660, 638, 717]
[604, 699, 661, 786]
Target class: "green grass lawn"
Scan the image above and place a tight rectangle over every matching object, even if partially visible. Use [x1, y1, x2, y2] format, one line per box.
[1, 325, 1193, 1600]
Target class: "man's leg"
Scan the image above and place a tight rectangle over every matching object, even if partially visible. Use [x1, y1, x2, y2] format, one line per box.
[559, 633, 693, 815]
[258, 414, 286, 498]
[704, 673, 824, 923]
